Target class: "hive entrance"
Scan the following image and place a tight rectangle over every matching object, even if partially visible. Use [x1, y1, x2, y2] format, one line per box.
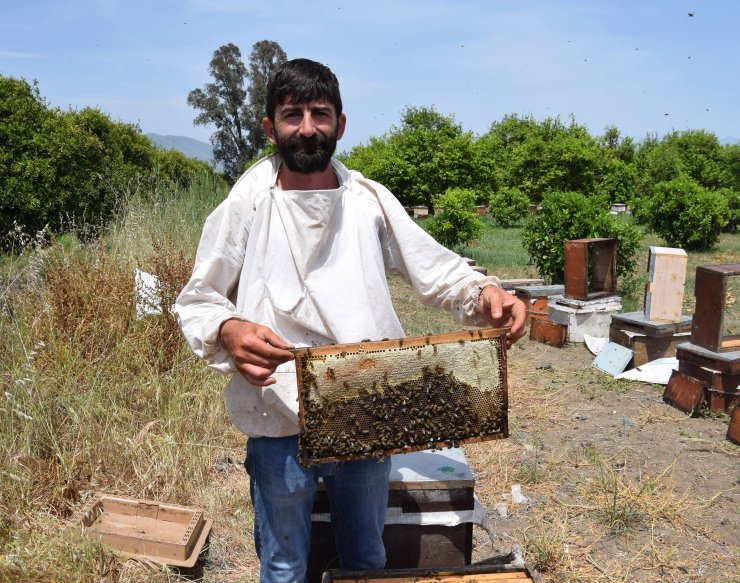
[296, 328, 508, 465]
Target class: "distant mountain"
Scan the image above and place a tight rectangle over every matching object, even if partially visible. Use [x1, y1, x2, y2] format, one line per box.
[722, 136, 739, 145]
[146, 133, 217, 166]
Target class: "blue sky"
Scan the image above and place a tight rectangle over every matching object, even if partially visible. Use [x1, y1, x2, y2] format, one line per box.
[2, 0, 738, 152]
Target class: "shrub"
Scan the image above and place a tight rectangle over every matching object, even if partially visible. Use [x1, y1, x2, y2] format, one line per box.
[424, 187, 485, 251]
[717, 187, 739, 232]
[647, 177, 729, 249]
[489, 187, 530, 227]
[522, 191, 641, 283]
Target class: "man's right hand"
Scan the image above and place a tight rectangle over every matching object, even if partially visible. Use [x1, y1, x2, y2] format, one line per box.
[218, 319, 295, 387]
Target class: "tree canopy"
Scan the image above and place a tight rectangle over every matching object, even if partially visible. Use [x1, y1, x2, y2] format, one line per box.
[0, 75, 213, 246]
[343, 106, 491, 210]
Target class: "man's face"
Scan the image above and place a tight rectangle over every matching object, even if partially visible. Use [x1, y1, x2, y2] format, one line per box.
[264, 99, 346, 173]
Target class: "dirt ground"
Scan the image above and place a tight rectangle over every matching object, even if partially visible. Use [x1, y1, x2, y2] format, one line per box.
[465, 337, 739, 582]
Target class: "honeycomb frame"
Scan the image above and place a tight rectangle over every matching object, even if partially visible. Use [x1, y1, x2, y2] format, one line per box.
[296, 328, 509, 466]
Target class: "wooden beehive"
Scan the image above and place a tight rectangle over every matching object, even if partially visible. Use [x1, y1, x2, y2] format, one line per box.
[308, 448, 477, 582]
[644, 246, 687, 322]
[692, 263, 740, 353]
[564, 238, 617, 300]
[321, 564, 543, 583]
[80, 495, 212, 567]
[296, 329, 509, 466]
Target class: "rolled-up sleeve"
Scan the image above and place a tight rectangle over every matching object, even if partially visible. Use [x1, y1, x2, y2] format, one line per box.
[364, 179, 501, 327]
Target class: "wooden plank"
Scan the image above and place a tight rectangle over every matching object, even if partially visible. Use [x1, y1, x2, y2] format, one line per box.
[335, 574, 531, 583]
[644, 247, 687, 322]
[727, 406, 740, 445]
[663, 370, 704, 416]
[294, 328, 508, 359]
[564, 240, 589, 300]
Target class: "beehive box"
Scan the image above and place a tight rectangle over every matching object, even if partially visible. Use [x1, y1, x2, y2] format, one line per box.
[321, 564, 543, 583]
[80, 495, 212, 567]
[296, 329, 508, 466]
[308, 448, 478, 582]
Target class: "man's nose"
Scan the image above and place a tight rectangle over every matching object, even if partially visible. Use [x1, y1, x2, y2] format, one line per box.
[299, 111, 317, 137]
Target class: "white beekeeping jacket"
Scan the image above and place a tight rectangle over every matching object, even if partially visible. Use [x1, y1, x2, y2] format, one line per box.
[174, 155, 500, 437]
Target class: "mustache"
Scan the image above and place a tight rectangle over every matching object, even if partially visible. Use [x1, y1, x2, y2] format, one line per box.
[286, 134, 324, 150]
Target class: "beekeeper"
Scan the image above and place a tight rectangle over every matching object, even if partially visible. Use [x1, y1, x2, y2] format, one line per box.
[175, 58, 526, 583]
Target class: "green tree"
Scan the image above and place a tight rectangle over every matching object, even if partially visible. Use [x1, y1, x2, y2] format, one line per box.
[477, 114, 606, 203]
[188, 41, 286, 182]
[0, 75, 213, 244]
[635, 130, 731, 198]
[488, 187, 529, 227]
[245, 40, 288, 160]
[647, 177, 729, 249]
[344, 106, 493, 209]
[423, 187, 485, 251]
[522, 191, 641, 284]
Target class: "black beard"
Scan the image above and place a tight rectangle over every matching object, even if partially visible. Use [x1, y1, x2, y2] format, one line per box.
[275, 131, 337, 173]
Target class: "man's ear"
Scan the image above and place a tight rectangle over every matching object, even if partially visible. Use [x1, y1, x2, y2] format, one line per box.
[336, 113, 347, 141]
[262, 117, 277, 145]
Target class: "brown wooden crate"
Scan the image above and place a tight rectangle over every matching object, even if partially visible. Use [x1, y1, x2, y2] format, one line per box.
[676, 343, 740, 376]
[529, 317, 567, 347]
[692, 263, 740, 353]
[309, 523, 472, 583]
[678, 361, 740, 392]
[79, 495, 211, 567]
[564, 238, 617, 300]
[609, 325, 689, 368]
[705, 388, 740, 413]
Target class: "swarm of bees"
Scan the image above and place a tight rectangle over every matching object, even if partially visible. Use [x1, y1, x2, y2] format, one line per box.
[298, 363, 506, 465]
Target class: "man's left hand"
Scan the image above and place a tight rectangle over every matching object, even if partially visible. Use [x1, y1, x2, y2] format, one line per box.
[479, 285, 527, 348]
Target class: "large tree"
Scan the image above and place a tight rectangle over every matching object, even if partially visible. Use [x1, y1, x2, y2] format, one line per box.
[343, 106, 491, 209]
[188, 41, 286, 182]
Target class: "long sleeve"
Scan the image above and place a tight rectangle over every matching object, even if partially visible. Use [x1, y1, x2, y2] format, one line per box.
[357, 176, 501, 327]
[174, 183, 254, 373]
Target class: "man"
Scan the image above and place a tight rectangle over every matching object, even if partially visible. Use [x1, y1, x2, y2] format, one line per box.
[175, 58, 526, 583]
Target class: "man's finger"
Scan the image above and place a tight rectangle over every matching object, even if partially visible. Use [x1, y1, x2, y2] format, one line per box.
[239, 363, 278, 387]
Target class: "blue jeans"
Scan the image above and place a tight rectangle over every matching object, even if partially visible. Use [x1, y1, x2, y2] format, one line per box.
[245, 435, 391, 583]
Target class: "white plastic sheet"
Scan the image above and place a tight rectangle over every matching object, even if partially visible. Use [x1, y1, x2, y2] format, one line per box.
[584, 334, 608, 356]
[615, 357, 679, 385]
